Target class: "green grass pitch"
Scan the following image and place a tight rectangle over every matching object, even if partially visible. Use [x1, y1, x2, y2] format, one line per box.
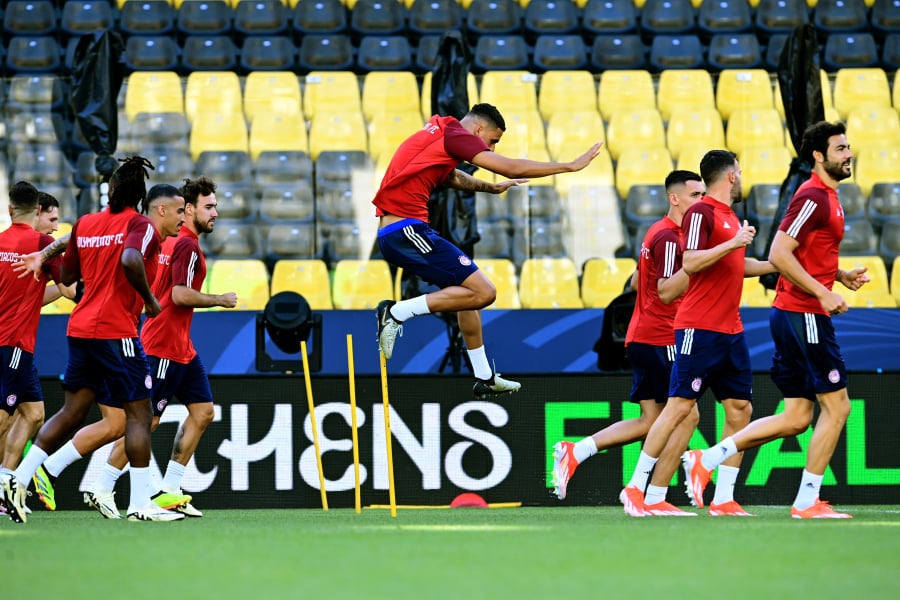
[4, 506, 899, 599]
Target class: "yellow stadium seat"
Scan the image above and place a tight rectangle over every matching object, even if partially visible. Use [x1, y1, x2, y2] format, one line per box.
[270, 259, 333, 310]
[833, 68, 891, 120]
[605, 108, 666, 161]
[498, 108, 548, 158]
[892, 257, 900, 305]
[676, 142, 709, 172]
[715, 69, 774, 120]
[854, 146, 900, 197]
[249, 112, 308, 160]
[479, 70, 538, 114]
[740, 274, 772, 307]
[362, 71, 421, 123]
[538, 70, 597, 121]
[519, 257, 583, 308]
[667, 108, 726, 160]
[554, 147, 615, 196]
[581, 257, 636, 308]
[331, 259, 393, 309]
[597, 70, 655, 121]
[839, 255, 890, 296]
[124, 71, 183, 121]
[477, 258, 521, 309]
[726, 108, 786, 156]
[421, 72, 479, 118]
[184, 71, 242, 124]
[303, 71, 361, 121]
[308, 111, 367, 160]
[190, 111, 248, 160]
[739, 146, 791, 198]
[368, 110, 424, 162]
[244, 71, 302, 123]
[615, 147, 674, 198]
[894, 75, 900, 112]
[205, 259, 269, 311]
[845, 106, 900, 156]
[40, 284, 76, 315]
[657, 69, 716, 121]
[546, 109, 605, 162]
[52, 221, 72, 240]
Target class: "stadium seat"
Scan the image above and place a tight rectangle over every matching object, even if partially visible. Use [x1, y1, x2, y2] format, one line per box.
[60, 1, 114, 39]
[715, 68, 774, 120]
[872, 0, 900, 41]
[408, 0, 462, 38]
[181, 35, 238, 72]
[656, 69, 716, 120]
[255, 151, 314, 186]
[581, 257, 637, 308]
[124, 35, 180, 72]
[259, 182, 316, 222]
[3, 1, 55, 39]
[882, 225, 900, 277]
[240, 36, 298, 72]
[746, 183, 781, 226]
[846, 106, 900, 156]
[667, 107, 727, 160]
[883, 33, 900, 70]
[466, 0, 523, 43]
[297, 33, 355, 71]
[764, 33, 790, 70]
[538, 70, 597, 121]
[184, 71, 242, 124]
[331, 260, 393, 309]
[832, 68, 892, 119]
[293, 0, 347, 36]
[813, 0, 868, 37]
[838, 255, 895, 307]
[676, 142, 709, 172]
[356, 35, 413, 71]
[41, 288, 76, 315]
[553, 147, 616, 196]
[640, 0, 696, 41]
[475, 258, 520, 308]
[473, 35, 531, 72]
[707, 34, 763, 70]
[480, 70, 538, 113]
[362, 71, 421, 122]
[308, 112, 368, 159]
[352, 0, 408, 40]
[266, 222, 318, 264]
[507, 184, 561, 222]
[195, 150, 253, 185]
[6, 74, 64, 113]
[855, 146, 900, 196]
[624, 184, 668, 232]
[839, 219, 879, 255]
[118, 0, 174, 37]
[726, 108, 786, 155]
[524, 0, 580, 44]
[234, 0, 289, 37]
[189, 111, 249, 160]
[648, 35, 705, 71]
[124, 71, 184, 120]
[615, 147, 674, 198]
[8, 112, 61, 146]
[511, 218, 567, 266]
[500, 108, 550, 158]
[605, 108, 666, 160]
[519, 257, 583, 308]
[546, 109, 606, 162]
[270, 260, 333, 309]
[413, 34, 443, 72]
[176, 0, 233, 38]
[582, 0, 639, 42]
[698, 0, 753, 42]
[476, 220, 513, 258]
[303, 71, 362, 120]
[739, 146, 791, 198]
[755, 0, 809, 42]
[368, 111, 424, 162]
[420, 71, 479, 116]
[244, 71, 302, 122]
[5, 36, 61, 74]
[597, 69, 655, 120]
[146, 149, 194, 184]
[250, 112, 309, 160]
[533, 35, 589, 72]
[740, 274, 772, 307]
[823, 33, 880, 70]
[201, 222, 264, 261]
[204, 259, 269, 311]
[590, 34, 648, 71]
[838, 182, 867, 221]
[211, 185, 255, 220]
[562, 186, 629, 262]
[12, 144, 68, 185]
[868, 183, 900, 232]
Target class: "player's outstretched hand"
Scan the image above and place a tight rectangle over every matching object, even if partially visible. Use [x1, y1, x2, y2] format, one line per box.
[220, 292, 239, 309]
[732, 220, 756, 248]
[13, 251, 44, 281]
[145, 296, 162, 318]
[839, 267, 870, 291]
[569, 142, 604, 172]
[494, 178, 529, 193]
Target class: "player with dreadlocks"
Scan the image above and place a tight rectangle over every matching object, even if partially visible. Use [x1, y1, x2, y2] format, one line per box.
[7, 157, 187, 523]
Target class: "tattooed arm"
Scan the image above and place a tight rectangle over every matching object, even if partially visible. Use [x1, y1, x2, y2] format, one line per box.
[444, 169, 528, 194]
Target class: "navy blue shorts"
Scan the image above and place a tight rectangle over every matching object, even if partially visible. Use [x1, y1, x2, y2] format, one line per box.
[64, 337, 152, 408]
[626, 342, 675, 404]
[1, 346, 42, 416]
[770, 308, 847, 401]
[149, 355, 214, 417]
[669, 329, 753, 401]
[377, 218, 479, 289]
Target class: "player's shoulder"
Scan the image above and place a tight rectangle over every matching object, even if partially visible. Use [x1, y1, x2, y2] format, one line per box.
[173, 232, 201, 252]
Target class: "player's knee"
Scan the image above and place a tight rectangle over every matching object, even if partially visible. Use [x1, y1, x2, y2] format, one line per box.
[726, 400, 753, 427]
[471, 282, 496, 309]
[190, 403, 215, 429]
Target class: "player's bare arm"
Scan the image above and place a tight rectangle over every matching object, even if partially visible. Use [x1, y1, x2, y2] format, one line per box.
[836, 267, 870, 291]
[657, 269, 690, 304]
[470, 142, 603, 179]
[744, 257, 778, 277]
[41, 282, 75, 306]
[444, 169, 528, 194]
[769, 230, 848, 315]
[171, 285, 238, 309]
[683, 221, 756, 275]
[13, 234, 70, 281]
[121, 247, 161, 317]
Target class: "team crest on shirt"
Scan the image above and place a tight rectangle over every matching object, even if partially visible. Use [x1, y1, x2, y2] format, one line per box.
[691, 378, 703, 392]
[459, 255, 472, 266]
[145, 375, 153, 389]
[6, 394, 15, 407]
[828, 369, 840, 383]
[157, 399, 168, 413]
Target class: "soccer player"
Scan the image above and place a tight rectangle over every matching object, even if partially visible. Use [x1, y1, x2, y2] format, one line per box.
[619, 150, 778, 517]
[84, 176, 237, 519]
[35, 191, 60, 236]
[9, 159, 186, 523]
[551, 170, 704, 516]
[0, 182, 66, 523]
[682, 122, 867, 519]
[374, 103, 603, 398]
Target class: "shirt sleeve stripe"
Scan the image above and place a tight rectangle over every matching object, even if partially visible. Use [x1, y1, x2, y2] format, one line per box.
[786, 199, 817, 239]
[686, 212, 703, 250]
[663, 240, 676, 277]
[186, 251, 198, 288]
[140, 223, 155, 255]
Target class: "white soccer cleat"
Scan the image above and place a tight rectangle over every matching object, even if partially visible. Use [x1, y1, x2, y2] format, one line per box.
[127, 503, 185, 522]
[84, 487, 122, 519]
[175, 502, 203, 518]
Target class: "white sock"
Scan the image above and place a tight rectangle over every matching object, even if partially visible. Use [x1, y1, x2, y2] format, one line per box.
[162, 460, 186, 492]
[712, 465, 740, 505]
[644, 484, 668, 506]
[14, 445, 48, 483]
[43, 440, 83, 478]
[95, 464, 124, 491]
[793, 469, 823, 510]
[466, 345, 493, 380]
[701, 437, 738, 471]
[129, 466, 152, 509]
[0, 467, 12, 477]
[573, 437, 598, 463]
[389, 295, 430, 322]
[627, 451, 658, 492]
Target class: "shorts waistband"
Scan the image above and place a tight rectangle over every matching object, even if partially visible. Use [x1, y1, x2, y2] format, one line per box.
[378, 218, 424, 236]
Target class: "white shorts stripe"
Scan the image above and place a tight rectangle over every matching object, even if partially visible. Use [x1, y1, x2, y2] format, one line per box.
[156, 358, 169, 380]
[666, 344, 676, 362]
[403, 225, 432, 254]
[9, 347, 22, 370]
[122, 338, 135, 358]
[804, 313, 819, 344]
[680, 329, 695, 355]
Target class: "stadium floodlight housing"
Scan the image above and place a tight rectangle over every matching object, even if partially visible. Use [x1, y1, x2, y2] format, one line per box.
[255, 291, 322, 373]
